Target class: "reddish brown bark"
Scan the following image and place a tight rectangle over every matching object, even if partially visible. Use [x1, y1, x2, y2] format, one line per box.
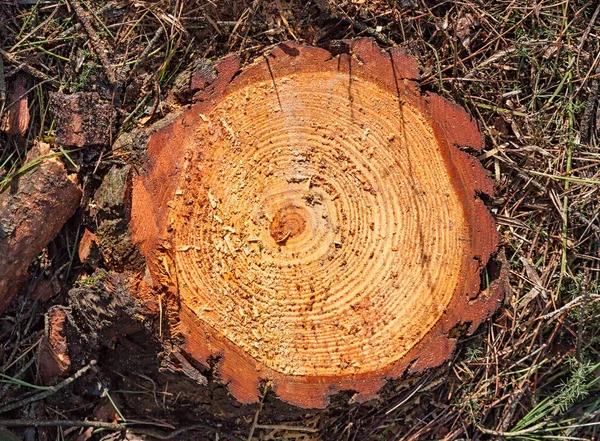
[77, 229, 100, 265]
[1, 75, 29, 137]
[39, 306, 71, 384]
[0, 143, 82, 313]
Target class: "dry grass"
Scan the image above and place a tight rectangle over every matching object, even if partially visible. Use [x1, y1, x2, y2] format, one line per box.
[1, 0, 599, 440]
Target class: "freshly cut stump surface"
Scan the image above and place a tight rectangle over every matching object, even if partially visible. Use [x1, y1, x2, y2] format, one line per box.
[131, 39, 503, 408]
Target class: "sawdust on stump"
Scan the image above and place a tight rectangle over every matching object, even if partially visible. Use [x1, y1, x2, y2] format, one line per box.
[130, 39, 504, 408]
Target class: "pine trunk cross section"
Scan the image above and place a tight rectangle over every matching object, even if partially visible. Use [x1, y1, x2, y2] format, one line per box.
[130, 39, 504, 408]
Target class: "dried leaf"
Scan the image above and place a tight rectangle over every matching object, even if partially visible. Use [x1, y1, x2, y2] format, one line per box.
[455, 13, 479, 50]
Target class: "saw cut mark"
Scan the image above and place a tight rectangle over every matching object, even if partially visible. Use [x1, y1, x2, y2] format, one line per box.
[130, 39, 503, 408]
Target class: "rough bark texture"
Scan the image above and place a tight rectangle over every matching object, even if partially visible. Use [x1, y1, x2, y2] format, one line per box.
[93, 165, 144, 270]
[0, 142, 81, 313]
[38, 306, 72, 384]
[122, 39, 505, 408]
[1, 74, 29, 136]
[61, 269, 315, 424]
[50, 92, 114, 148]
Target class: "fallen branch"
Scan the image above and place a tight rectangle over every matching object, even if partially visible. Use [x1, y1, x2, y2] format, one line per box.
[0, 360, 96, 414]
[67, 0, 120, 85]
[0, 142, 82, 314]
[0, 49, 58, 86]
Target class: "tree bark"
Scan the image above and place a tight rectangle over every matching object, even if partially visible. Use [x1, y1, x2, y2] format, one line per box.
[0, 142, 81, 313]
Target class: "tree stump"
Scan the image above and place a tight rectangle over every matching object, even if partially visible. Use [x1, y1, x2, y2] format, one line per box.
[91, 39, 504, 409]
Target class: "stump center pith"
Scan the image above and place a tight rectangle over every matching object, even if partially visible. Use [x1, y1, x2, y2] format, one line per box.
[270, 204, 309, 244]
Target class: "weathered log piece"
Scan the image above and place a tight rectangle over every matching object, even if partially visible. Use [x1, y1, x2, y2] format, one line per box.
[0, 142, 81, 313]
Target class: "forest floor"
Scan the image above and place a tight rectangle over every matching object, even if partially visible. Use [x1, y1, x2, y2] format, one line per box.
[1, 0, 600, 440]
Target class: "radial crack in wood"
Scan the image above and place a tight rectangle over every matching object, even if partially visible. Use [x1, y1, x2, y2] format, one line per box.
[130, 39, 504, 408]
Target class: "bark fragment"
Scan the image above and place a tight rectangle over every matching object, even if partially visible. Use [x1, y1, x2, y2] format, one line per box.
[77, 228, 100, 266]
[51, 92, 114, 147]
[0, 142, 81, 313]
[1, 74, 29, 136]
[39, 306, 71, 384]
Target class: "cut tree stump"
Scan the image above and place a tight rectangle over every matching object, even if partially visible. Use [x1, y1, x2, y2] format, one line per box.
[83, 39, 505, 409]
